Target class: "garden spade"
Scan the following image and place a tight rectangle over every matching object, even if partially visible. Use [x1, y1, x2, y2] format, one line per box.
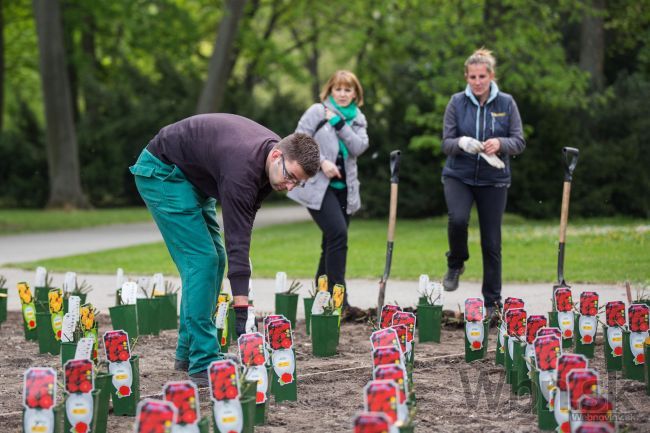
[554, 147, 579, 289]
[377, 150, 401, 315]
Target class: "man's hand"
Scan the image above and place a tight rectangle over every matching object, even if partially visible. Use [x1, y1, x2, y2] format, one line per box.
[458, 136, 483, 154]
[233, 305, 248, 337]
[321, 160, 341, 179]
[479, 152, 505, 169]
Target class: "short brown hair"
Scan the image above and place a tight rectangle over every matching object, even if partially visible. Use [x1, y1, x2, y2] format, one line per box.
[320, 70, 364, 107]
[276, 133, 320, 177]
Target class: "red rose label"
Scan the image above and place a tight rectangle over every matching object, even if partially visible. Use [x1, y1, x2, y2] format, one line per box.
[267, 318, 293, 351]
[373, 364, 408, 403]
[380, 305, 401, 329]
[164, 381, 199, 426]
[135, 399, 177, 433]
[370, 328, 400, 351]
[23, 367, 57, 410]
[605, 301, 626, 327]
[372, 346, 403, 368]
[103, 330, 131, 363]
[579, 292, 599, 316]
[506, 308, 526, 338]
[628, 304, 649, 333]
[464, 298, 484, 322]
[353, 412, 391, 433]
[208, 360, 239, 402]
[64, 359, 94, 394]
[526, 315, 547, 344]
[364, 380, 398, 423]
[534, 335, 561, 371]
[556, 354, 588, 391]
[503, 297, 524, 314]
[579, 395, 614, 426]
[554, 288, 573, 313]
[390, 324, 408, 353]
[237, 333, 266, 366]
[567, 369, 599, 410]
[391, 311, 416, 342]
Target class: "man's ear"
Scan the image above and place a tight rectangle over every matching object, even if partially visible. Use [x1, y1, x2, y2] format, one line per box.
[270, 148, 282, 160]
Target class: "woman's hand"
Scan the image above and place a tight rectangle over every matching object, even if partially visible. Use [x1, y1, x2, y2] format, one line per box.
[321, 160, 341, 179]
[482, 138, 501, 155]
[324, 107, 334, 121]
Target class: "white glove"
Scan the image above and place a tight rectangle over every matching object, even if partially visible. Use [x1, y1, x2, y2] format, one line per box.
[458, 136, 484, 154]
[479, 152, 505, 169]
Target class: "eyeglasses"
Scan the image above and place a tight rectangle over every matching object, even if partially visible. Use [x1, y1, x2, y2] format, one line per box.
[280, 155, 306, 188]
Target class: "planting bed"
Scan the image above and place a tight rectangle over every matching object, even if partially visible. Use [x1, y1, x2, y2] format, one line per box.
[1, 311, 648, 432]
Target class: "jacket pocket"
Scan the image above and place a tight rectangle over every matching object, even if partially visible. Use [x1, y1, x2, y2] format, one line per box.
[160, 166, 202, 213]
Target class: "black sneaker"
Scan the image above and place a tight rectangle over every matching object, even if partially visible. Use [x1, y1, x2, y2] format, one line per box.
[443, 266, 465, 291]
[189, 370, 209, 388]
[485, 303, 502, 328]
[174, 359, 189, 372]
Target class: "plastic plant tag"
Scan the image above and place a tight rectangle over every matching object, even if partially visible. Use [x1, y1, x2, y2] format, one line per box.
[534, 334, 562, 371]
[465, 298, 485, 322]
[373, 365, 409, 423]
[465, 298, 486, 352]
[215, 302, 229, 330]
[353, 412, 395, 433]
[74, 337, 94, 360]
[317, 274, 328, 292]
[151, 273, 165, 296]
[121, 282, 138, 305]
[68, 296, 81, 324]
[526, 316, 547, 345]
[238, 332, 267, 367]
[263, 315, 284, 340]
[268, 318, 296, 386]
[136, 277, 150, 298]
[554, 288, 574, 340]
[18, 282, 37, 330]
[275, 271, 287, 293]
[580, 292, 599, 316]
[23, 367, 57, 433]
[380, 305, 401, 329]
[364, 380, 399, 425]
[628, 304, 649, 365]
[391, 324, 408, 354]
[209, 360, 243, 433]
[245, 362, 270, 404]
[48, 288, 64, 341]
[506, 308, 526, 339]
[556, 354, 588, 392]
[116, 268, 124, 290]
[103, 330, 133, 398]
[578, 395, 614, 429]
[311, 291, 331, 315]
[332, 284, 345, 315]
[135, 399, 177, 433]
[245, 306, 257, 334]
[503, 297, 525, 314]
[61, 313, 76, 343]
[64, 359, 94, 433]
[163, 380, 200, 427]
[606, 301, 625, 327]
[80, 304, 98, 361]
[392, 312, 416, 344]
[417, 274, 429, 296]
[35, 267, 48, 287]
[372, 346, 405, 368]
[567, 368, 599, 411]
[63, 272, 76, 294]
[430, 282, 444, 306]
[498, 298, 523, 354]
[370, 328, 400, 351]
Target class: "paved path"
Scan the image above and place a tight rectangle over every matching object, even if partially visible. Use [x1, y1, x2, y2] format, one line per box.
[0, 204, 631, 319]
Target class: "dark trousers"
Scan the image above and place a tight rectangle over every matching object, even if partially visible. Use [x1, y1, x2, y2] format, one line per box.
[443, 176, 508, 307]
[308, 187, 350, 306]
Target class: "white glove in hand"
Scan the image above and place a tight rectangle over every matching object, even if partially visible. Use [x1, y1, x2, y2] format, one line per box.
[458, 136, 483, 154]
[479, 152, 505, 169]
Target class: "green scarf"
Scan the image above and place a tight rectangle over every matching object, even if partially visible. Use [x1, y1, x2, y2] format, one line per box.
[328, 97, 358, 189]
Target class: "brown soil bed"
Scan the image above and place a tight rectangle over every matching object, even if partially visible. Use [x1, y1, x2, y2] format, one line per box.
[1, 311, 648, 432]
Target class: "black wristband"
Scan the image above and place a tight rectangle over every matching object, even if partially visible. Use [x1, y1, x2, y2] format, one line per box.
[334, 118, 345, 130]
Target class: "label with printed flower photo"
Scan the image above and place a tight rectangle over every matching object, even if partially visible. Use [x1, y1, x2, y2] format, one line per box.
[556, 354, 588, 391]
[237, 332, 267, 367]
[554, 288, 573, 313]
[579, 292, 599, 316]
[18, 282, 37, 330]
[353, 412, 392, 433]
[380, 305, 402, 329]
[370, 327, 400, 351]
[163, 380, 200, 426]
[605, 301, 626, 327]
[391, 311, 416, 343]
[135, 399, 177, 433]
[364, 380, 399, 425]
[567, 368, 599, 411]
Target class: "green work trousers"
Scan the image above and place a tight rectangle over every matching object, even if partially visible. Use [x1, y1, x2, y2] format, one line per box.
[130, 149, 224, 374]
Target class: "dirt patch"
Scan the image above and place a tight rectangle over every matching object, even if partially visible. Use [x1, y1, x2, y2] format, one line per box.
[1, 311, 648, 432]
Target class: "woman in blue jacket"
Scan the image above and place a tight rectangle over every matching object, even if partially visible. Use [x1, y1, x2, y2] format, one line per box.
[441, 49, 525, 318]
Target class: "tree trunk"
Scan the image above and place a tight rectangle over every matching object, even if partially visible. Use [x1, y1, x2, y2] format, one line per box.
[196, 0, 247, 114]
[579, 0, 605, 90]
[33, 0, 89, 209]
[0, 0, 4, 132]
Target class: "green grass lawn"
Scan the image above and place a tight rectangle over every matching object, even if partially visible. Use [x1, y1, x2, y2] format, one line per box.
[0, 208, 152, 234]
[12, 215, 648, 284]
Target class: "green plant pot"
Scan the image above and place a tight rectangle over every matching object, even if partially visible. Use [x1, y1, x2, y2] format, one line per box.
[23, 316, 38, 341]
[198, 416, 210, 433]
[156, 293, 178, 330]
[531, 369, 557, 431]
[399, 425, 414, 433]
[464, 320, 489, 363]
[275, 293, 299, 328]
[622, 330, 645, 382]
[228, 307, 236, 346]
[217, 328, 229, 352]
[311, 314, 339, 357]
[512, 340, 531, 395]
[109, 304, 139, 344]
[136, 298, 161, 336]
[60, 342, 78, 367]
[603, 325, 623, 372]
[303, 297, 315, 336]
[35, 286, 50, 313]
[271, 350, 298, 402]
[573, 318, 596, 359]
[36, 311, 60, 355]
[417, 304, 442, 343]
[548, 311, 574, 349]
[495, 327, 505, 366]
[93, 372, 112, 433]
[645, 342, 649, 396]
[0, 287, 7, 324]
[110, 355, 140, 416]
[241, 380, 256, 433]
[63, 293, 88, 314]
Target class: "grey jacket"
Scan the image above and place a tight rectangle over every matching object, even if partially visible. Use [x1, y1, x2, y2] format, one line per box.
[288, 100, 369, 213]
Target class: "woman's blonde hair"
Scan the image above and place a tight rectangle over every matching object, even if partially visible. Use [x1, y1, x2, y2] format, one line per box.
[320, 70, 364, 107]
[464, 48, 497, 75]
